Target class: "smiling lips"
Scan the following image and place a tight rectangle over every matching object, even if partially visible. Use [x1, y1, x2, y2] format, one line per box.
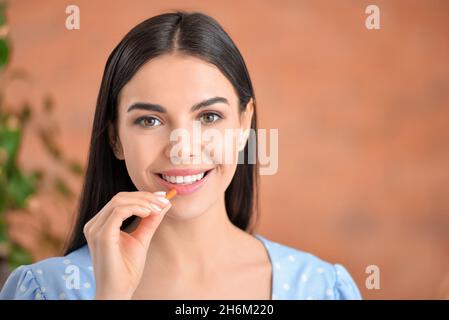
[155, 168, 214, 195]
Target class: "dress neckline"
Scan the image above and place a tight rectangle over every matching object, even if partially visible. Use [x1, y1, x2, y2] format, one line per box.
[254, 234, 275, 300]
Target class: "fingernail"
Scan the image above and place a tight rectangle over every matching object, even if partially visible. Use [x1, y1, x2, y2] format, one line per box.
[157, 196, 170, 204]
[141, 207, 152, 213]
[149, 203, 162, 212]
[154, 191, 166, 196]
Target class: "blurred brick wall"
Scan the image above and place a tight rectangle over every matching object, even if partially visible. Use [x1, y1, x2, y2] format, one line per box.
[3, 0, 449, 299]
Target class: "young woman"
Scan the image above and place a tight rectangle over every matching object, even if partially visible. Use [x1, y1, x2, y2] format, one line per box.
[0, 11, 361, 300]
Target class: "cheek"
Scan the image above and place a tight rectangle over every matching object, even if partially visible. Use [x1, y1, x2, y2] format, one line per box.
[121, 135, 161, 187]
[202, 127, 241, 165]
[217, 163, 238, 188]
[207, 132, 240, 189]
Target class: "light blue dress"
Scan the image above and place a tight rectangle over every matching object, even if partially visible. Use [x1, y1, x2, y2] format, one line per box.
[0, 234, 362, 300]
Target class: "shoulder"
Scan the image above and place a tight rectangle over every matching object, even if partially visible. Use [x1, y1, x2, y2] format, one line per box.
[0, 245, 95, 300]
[255, 234, 362, 300]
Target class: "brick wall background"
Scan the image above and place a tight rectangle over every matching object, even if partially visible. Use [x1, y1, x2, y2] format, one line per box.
[3, 0, 449, 299]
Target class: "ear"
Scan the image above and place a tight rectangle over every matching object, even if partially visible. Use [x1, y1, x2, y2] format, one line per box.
[108, 123, 124, 160]
[238, 98, 255, 151]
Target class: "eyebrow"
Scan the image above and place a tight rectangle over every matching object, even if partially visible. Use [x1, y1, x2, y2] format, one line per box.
[126, 96, 229, 113]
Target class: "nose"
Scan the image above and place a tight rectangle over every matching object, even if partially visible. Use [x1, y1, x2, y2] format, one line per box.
[165, 120, 203, 165]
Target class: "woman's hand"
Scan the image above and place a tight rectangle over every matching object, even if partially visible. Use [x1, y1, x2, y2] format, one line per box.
[83, 191, 172, 299]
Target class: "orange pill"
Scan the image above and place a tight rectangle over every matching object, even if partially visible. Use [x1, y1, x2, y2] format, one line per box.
[165, 189, 177, 200]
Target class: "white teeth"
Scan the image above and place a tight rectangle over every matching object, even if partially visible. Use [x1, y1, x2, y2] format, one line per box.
[161, 172, 206, 185]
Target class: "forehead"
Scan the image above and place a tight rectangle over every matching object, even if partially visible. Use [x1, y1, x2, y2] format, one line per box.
[118, 53, 238, 110]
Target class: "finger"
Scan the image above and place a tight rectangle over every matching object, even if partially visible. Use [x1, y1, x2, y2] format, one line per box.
[116, 191, 169, 208]
[111, 191, 169, 210]
[84, 195, 142, 234]
[129, 202, 172, 249]
[98, 204, 155, 241]
[109, 191, 169, 216]
[91, 193, 168, 233]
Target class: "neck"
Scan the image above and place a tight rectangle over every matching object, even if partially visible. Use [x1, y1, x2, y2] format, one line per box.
[146, 196, 240, 273]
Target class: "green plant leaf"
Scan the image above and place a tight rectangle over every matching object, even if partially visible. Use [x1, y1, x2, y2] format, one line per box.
[0, 3, 6, 27]
[8, 242, 33, 269]
[5, 169, 36, 208]
[38, 128, 62, 160]
[0, 214, 7, 243]
[67, 160, 84, 176]
[31, 169, 44, 182]
[19, 103, 32, 124]
[54, 177, 73, 198]
[0, 128, 21, 171]
[0, 38, 9, 69]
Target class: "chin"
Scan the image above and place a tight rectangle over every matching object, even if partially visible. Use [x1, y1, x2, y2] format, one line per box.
[165, 207, 207, 221]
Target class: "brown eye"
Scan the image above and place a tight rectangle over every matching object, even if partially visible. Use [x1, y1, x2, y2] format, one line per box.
[135, 116, 162, 128]
[200, 112, 222, 125]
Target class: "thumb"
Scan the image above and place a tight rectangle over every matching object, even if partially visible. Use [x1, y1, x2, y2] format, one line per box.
[130, 202, 171, 248]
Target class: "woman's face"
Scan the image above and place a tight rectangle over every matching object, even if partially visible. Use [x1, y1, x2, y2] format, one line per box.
[111, 53, 253, 220]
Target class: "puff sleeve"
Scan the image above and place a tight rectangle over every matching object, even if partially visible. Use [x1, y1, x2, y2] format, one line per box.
[0, 266, 46, 300]
[332, 264, 362, 300]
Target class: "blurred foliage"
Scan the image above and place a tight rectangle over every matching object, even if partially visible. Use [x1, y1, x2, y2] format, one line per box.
[0, 1, 8, 70]
[0, 1, 84, 270]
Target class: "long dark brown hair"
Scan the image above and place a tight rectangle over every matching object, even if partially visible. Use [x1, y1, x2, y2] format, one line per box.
[65, 11, 259, 255]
